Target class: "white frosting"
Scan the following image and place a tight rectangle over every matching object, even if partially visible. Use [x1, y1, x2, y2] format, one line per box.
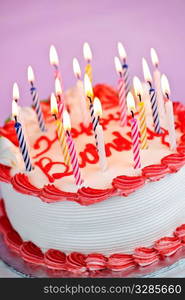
[0, 136, 22, 167]
[1, 166, 185, 255]
[0, 86, 185, 255]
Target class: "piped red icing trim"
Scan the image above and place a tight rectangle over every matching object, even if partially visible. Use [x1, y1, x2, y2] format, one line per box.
[0, 198, 185, 274]
[1, 85, 185, 205]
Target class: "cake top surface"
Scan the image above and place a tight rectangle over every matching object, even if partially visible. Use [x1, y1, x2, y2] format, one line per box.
[0, 84, 185, 205]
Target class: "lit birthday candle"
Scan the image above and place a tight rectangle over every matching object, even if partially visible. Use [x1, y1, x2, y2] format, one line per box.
[13, 83, 19, 102]
[93, 97, 107, 171]
[27, 66, 46, 132]
[50, 93, 70, 166]
[150, 48, 165, 116]
[133, 76, 148, 149]
[12, 100, 33, 171]
[127, 92, 141, 169]
[114, 56, 127, 126]
[83, 42, 93, 82]
[55, 77, 64, 117]
[84, 74, 99, 148]
[49, 45, 61, 80]
[63, 110, 84, 187]
[117, 42, 130, 96]
[142, 58, 162, 134]
[161, 74, 176, 150]
[73, 57, 89, 126]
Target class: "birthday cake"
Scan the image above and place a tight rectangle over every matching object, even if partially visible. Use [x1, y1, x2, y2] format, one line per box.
[0, 46, 185, 275]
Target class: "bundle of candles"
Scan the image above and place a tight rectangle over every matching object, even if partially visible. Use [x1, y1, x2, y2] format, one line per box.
[11, 42, 176, 187]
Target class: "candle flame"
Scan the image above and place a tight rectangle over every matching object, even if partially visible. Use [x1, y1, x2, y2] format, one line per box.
[150, 48, 159, 67]
[12, 100, 19, 118]
[161, 74, 170, 97]
[27, 65, 35, 82]
[142, 58, 152, 83]
[94, 97, 102, 118]
[117, 42, 127, 61]
[50, 93, 58, 115]
[114, 56, 122, 75]
[126, 92, 136, 112]
[13, 82, 20, 101]
[55, 78, 62, 95]
[83, 42, 92, 62]
[84, 74, 93, 98]
[63, 110, 71, 131]
[133, 76, 143, 97]
[49, 45, 59, 66]
[73, 57, 81, 79]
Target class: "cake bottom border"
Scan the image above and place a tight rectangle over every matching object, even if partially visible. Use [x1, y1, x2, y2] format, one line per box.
[0, 198, 185, 277]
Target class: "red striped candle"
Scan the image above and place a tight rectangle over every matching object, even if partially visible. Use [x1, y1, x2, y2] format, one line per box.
[63, 110, 84, 187]
[114, 56, 127, 126]
[127, 92, 141, 169]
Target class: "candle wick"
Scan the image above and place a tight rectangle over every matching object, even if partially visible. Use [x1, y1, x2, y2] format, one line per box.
[53, 114, 57, 120]
[165, 92, 169, 99]
[87, 96, 92, 103]
[14, 116, 18, 123]
[131, 110, 134, 118]
[119, 71, 123, 78]
[147, 81, 152, 89]
[138, 94, 142, 102]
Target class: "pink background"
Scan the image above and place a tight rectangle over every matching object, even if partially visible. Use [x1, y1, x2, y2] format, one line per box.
[0, 0, 185, 124]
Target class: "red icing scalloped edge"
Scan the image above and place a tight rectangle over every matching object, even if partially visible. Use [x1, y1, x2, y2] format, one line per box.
[0, 198, 185, 274]
[1, 87, 185, 206]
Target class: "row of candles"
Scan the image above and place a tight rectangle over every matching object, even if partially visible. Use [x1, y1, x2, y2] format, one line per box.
[11, 42, 176, 186]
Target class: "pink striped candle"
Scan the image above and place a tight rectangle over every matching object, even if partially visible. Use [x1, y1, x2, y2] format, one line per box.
[114, 56, 127, 126]
[130, 117, 141, 169]
[126, 92, 141, 169]
[63, 111, 84, 187]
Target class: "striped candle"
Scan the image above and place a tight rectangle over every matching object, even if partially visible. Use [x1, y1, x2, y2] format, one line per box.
[122, 64, 130, 96]
[11, 99, 33, 172]
[50, 93, 70, 166]
[84, 74, 99, 148]
[63, 110, 84, 187]
[14, 122, 33, 171]
[66, 132, 84, 186]
[118, 78, 127, 126]
[138, 101, 148, 149]
[89, 100, 99, 149]
[130, 117, 141, 169]
[117, 42, 130, 96]
[149, 86, 162, 134]
[133, 76, 148, 149]
[114, 57, 127, 126]
[56, 119, 70, 166]
[126, 92, 141, 169]
[28, 66, 46, 132]
[142, 58, 161, 134]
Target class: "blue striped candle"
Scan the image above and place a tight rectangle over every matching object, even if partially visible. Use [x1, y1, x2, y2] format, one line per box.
[14, 122, 33, 171]
[28, 66, 46, 132]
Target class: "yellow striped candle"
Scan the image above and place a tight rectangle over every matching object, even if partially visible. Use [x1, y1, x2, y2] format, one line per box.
[50, 93, 70, 166]
[133, 76, 148, 149]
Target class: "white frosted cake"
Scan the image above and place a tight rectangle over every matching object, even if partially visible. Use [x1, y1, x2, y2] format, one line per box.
[0, 84, 185, 273]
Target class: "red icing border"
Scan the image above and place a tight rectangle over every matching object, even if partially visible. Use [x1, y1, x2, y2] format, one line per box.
[1, 85, 185, 206]
[0, 198, 185, 274]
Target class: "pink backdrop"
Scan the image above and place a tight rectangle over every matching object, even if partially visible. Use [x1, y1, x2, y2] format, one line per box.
[0, 0, 185, 124]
